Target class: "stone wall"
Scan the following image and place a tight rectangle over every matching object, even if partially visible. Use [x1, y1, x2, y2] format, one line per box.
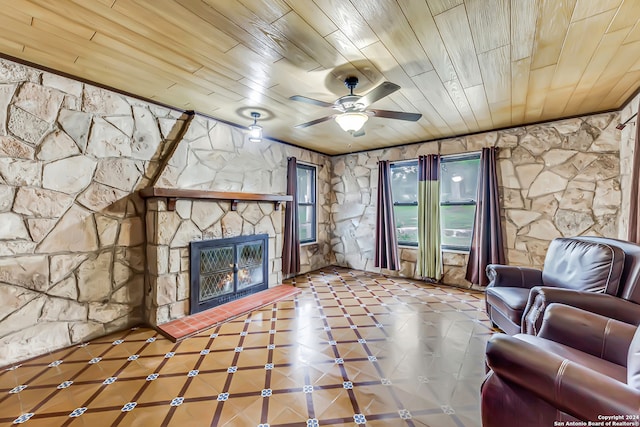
[153, 114, 332, 277]
[331, 112, 622, 287]
[0, 58, 331, 367]
[0, 59, 187, 366]
[619, 93, 640, 240]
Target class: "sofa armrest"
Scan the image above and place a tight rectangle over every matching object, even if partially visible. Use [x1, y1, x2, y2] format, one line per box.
[485, 264, 543, 289]
[522, 287, 640, 335]
[486, 334, 640, 421]
[536, 303, 637, 366]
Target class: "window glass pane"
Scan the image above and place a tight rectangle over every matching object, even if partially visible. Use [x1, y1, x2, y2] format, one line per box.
[390, 162, 418, 203]
[441, 205, 475, 248]
[394, 205, 418, 244]
[296, 164, 316, 243]
[297, 166, 314, 203]
[440, 157, 480, 203]
[298, 205, 314, 242]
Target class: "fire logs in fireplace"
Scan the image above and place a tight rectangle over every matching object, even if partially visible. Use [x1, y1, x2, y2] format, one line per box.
[190, 234, 269, 314]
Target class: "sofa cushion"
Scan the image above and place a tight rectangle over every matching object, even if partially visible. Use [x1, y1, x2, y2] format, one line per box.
[486, 287, 530, 326]
[516, 334, 627, 383]
[542, 238, 625, 293]
[573, 236, 640, 302]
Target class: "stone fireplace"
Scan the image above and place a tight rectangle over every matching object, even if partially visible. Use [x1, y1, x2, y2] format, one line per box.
[190, 234, 268, 314]
[142, 190, 289, 327]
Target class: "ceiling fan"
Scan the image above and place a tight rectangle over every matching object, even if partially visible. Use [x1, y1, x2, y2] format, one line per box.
[290, 76, 422, 136]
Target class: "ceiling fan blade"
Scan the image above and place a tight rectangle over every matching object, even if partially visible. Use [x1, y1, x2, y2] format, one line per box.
[352, 129, 366, 137]
[289, 95, 334, 108]
[294, 115, 336, 128]
[370, 109, 422, 121]
[358, 81, 400, 107]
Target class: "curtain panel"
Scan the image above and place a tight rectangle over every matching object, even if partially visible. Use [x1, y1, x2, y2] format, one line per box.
[417, 155, 442, 281]
[375, 160, 400, 270]
[465, 147, 505, 286]
[628, 102, 640, 244]
[282, 157, 300, 276]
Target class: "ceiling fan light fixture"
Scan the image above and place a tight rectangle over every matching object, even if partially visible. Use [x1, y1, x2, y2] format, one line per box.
[248, 111, 262, 142]
[335, 112, 368, 132]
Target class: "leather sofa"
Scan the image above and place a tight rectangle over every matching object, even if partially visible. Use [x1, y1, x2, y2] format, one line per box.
[481, 303, 640, 426]
[485, 237, 626, 334]
[522, 236, 640, 334]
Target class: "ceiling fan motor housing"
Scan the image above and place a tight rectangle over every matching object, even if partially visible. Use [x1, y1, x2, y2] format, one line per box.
[336, 95, 364, 112]
[344, 76, 359, 92]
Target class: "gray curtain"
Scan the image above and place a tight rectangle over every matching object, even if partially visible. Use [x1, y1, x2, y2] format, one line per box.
[465, 147, 504, 286]
[282, 157, 300, 276]
[629, 103, 640, 243]
[417, 155, 442, 280]
[375, 160, 400, 270]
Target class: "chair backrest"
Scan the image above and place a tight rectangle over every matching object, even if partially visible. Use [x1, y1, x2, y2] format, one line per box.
[571, 237, 640, 304]
[542, 238, 625, 293]
[627, 325, 640, 389]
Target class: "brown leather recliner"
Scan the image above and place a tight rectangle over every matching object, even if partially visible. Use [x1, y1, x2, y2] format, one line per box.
[482, 303, 640, 426]
[523, 236, 640, 334]
[485, 237, 626, 334]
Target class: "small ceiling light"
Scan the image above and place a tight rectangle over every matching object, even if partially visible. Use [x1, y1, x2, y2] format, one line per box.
[335, 112, 368, 133]
[451, 175, 463, 183]
[248, 112, 262, 142]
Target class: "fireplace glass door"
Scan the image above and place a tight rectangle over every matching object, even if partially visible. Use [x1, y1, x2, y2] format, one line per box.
[190, 234, 269, 314]
[199, 244, 234, 301]
[237, 242, 264, 291]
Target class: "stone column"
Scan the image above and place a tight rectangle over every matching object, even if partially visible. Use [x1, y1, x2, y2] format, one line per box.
[144, 198, 188, 326]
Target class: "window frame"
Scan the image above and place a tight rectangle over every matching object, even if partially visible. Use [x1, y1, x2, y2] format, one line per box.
[296, 163, 317, 245]
[389, 152, 481, 252]
[439, 152, 480, 252]
[390, 160, 419, 247]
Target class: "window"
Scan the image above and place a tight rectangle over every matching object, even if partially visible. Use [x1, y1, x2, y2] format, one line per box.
[297, 163, 316, 244]
[440, 154, 480, 250]
[389, 153, 481, 251]
[390, 162, 418, 245]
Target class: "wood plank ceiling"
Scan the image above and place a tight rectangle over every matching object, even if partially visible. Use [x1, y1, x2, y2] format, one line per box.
[0, 0, 639, 155]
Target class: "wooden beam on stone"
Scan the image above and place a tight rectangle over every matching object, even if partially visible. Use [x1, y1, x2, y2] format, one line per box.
[149, 110, 195, 187]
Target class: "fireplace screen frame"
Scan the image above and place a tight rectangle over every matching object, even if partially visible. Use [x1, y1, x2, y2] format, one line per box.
[189, 233, 269, 314]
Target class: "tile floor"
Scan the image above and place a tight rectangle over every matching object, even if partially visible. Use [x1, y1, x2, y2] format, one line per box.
[0, 267, 493, 426]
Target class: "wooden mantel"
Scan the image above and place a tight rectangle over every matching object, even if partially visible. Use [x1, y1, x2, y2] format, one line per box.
[139, 188, 292, 211]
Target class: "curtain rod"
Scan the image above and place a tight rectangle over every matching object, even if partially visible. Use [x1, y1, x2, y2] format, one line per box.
[617, 113, 637, 130]
[287, 157, 324, 168]
[377, 150, 484, 164]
